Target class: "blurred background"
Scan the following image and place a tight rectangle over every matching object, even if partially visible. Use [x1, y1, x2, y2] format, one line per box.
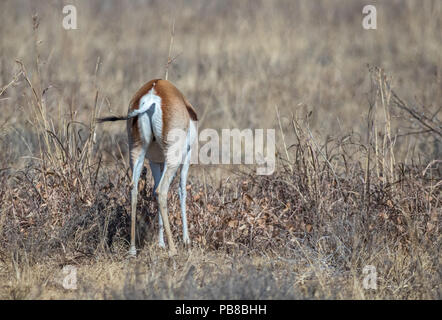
[1, 0, 441, 170]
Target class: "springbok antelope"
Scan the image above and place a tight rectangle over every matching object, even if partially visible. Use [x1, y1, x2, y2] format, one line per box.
[97, 79, 198, 257]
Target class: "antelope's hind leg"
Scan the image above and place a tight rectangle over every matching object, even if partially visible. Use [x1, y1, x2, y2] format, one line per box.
[129, 146, 146, 257]
[178, 148, 191, 246]
[156, 163, 180, 256]
[179, 121, 196, 246]
[128, 114, 152, 257]
[149, 160, 165, 248]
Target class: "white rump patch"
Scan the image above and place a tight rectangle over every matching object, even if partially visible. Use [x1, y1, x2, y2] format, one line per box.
[136, 88, 163, 148]
[139, 88, 161, 114]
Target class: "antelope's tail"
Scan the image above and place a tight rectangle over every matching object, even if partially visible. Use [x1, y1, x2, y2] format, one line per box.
[96, 102, 156, 124]
[95, 115, 130, 123]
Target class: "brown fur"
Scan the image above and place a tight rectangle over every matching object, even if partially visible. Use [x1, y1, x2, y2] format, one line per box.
[126, 79, 197, 168]
[127, 79, 197, 144]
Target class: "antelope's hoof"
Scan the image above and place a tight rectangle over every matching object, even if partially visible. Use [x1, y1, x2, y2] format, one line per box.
[128, 246, 137, 257]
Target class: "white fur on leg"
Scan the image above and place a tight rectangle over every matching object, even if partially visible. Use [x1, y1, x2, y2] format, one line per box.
[150, 161, 165, 248]
[179, 149, 191, 245]
[158, 214, 165, 248]
[179, 121, 196, 245]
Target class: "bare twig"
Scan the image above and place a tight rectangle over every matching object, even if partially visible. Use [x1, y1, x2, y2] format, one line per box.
[0, 70, 22, 97]
[391, 90, 442, 139]
[274, 105, 293, 173]
[165, 19, 176, 81]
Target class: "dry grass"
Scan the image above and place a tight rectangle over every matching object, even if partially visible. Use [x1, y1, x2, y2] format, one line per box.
[0, 0, 440, 299]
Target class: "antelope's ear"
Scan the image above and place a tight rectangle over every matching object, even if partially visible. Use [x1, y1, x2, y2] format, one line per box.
[184, 98, 198, 121]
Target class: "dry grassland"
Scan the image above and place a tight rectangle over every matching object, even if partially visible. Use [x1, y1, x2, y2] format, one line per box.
[0, 0, 440, 299]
